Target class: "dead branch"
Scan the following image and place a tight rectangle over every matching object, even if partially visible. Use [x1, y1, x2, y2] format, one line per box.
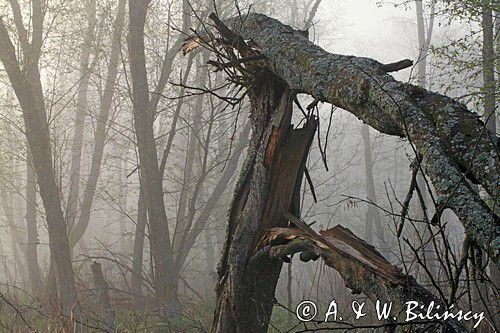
[381, 59, 414, 72]
[261, 212, 469, 332]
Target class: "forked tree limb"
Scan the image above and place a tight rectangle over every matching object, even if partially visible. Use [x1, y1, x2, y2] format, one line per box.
[214, 13, 499, 261]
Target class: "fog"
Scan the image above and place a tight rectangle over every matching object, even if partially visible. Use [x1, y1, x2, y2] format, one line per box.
[0, 0, 497, 332]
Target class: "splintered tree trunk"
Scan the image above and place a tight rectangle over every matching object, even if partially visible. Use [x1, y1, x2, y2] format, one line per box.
[217, 13, 499, 262]
[212, 77, 317, 332]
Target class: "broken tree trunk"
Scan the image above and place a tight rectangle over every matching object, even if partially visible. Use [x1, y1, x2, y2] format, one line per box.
[261, 213, 468, 333]
[182, 11, 500, 333]
[90, 261, 115, 331]
[219, 13, 499, 261]
[212, 77, 317, 332]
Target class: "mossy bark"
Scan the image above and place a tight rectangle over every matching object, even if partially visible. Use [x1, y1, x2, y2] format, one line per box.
[223, 13, 499, 261]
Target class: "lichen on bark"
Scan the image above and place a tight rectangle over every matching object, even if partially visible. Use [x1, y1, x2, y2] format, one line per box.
[223, 13, 499, 261]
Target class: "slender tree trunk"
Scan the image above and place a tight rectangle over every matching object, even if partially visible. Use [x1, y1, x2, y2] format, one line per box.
[173, 122, 250, 274]
[361, 124, 385, 248]
[172, 112, 198, 255]
[203, 227, 215, 296]
[479, 4, 497, 331]
[25, 151, 43, 294]
[127, 0, 178, 309]
[482, 1, 496, 133]
[66, 0, 96, 227]
[0, 16, 80, 321]
[69, 0, 127, 246]
[131, 187, 147, 308]
[415, 0, 438, 280]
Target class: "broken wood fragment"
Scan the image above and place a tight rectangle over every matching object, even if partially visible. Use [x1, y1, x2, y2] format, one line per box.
[256, 215, 468, 332]
[90, 261, 115, 331]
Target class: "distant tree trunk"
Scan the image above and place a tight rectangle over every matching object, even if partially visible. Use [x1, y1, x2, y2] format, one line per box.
[131, 187, 147, 308]
[203, 227, 215, 295]
[66, 0, 96, 227]
[0, 10, 80, 320]
[415, 0, 437, 279]
[361, 124, 385, 248]
[69, 0, 126, 246]
[2, 189, 27, 284]
[173, 122, 250, 273]
[25, 151, 43, 294]
[482, 1, 496, 133]
[128, 0, 178, 309]
[479, 4, 498, 331]
[490, 9, 500, 330]
[172, 105, 199, 256]
[118, 147, 129, 254]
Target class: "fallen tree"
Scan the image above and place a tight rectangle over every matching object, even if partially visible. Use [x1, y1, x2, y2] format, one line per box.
[183, 12, 499, 333]
[216, 13, 499, 261]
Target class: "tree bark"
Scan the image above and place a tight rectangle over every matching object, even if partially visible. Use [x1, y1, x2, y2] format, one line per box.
[220, 13, 499, 261]
[212, 79, 317, 332]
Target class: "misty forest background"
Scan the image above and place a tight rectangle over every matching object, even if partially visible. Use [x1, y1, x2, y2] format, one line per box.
[0, 0, 498, 332]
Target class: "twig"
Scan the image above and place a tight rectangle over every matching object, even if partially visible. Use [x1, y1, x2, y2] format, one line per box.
[207, 54, 265, 71]
[397, 155, 421, 237]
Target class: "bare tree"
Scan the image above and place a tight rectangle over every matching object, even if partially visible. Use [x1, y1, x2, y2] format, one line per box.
[0, 0, 80, 319]
[127, 0, 191, 309]
[66, 0, 97, 228]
